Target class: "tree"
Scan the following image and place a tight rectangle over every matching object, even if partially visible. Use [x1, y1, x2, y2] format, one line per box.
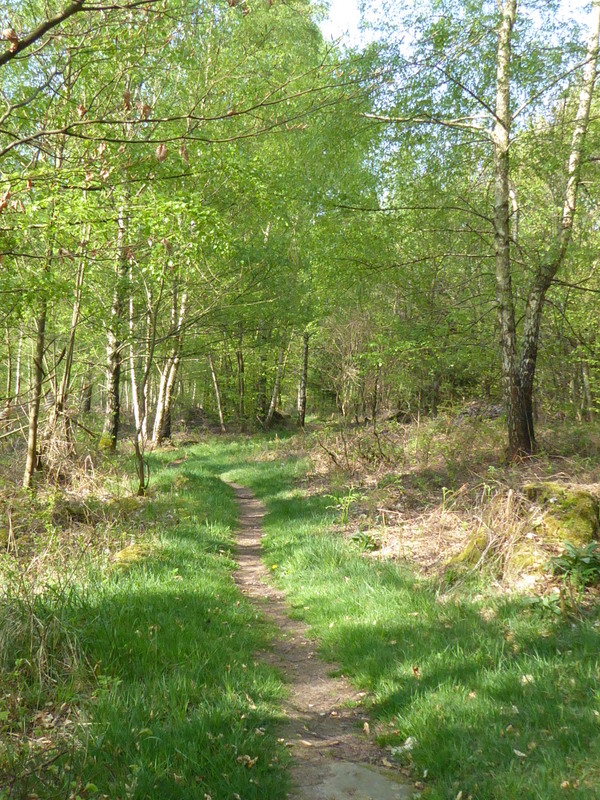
[362, 0, 600, 454]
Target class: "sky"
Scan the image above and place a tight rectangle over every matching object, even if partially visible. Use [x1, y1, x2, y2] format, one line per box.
[320, 0, 593, 47]
[319, 0, 363, 46]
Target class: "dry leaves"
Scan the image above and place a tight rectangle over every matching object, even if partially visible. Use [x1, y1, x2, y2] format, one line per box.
[2, 28, 18, 52]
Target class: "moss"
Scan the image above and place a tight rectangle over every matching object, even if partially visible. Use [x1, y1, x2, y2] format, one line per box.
[105, 496, 142, 516]
[173, 474, 189, 490]
[506, 543, 545, 576]
[524, 482, 599, 546]
[98, 433, 115, 452]
[448, 531, 489, 567]
[113, 543, 154, 566]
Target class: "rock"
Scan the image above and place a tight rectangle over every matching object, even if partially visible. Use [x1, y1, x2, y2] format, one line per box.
[524, 482, 599, 546]
[448, 531, 489, 567]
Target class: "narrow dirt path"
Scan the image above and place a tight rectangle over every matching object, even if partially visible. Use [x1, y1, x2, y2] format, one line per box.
[228, 482, 413, 800]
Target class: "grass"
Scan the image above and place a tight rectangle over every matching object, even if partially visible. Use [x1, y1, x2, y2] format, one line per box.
[219, 436, 600, 800]
[0, 441, 289, 800]
[2, 426, 600, 799]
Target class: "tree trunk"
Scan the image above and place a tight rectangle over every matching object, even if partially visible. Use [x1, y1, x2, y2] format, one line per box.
[49, 257, 85, 449]
[493, 0, 531, 456]
[102, 207, 128, 450]
[14, 322, 23, 404]
[265, 340, 288, 429]
[581, 361, 593, 421]
[152, 288, 187, 446]
[2, 325, 12, 431]
[208, 352, 226, 432]
[517, 0, 600, 440]
[372, 362, 381, 433]
[23, 304, 47, 488]
[129, 261, 141, 436]
[236, 326, 245, 425]
[297, 330, 309, 428]
[82, 375, 93, 413]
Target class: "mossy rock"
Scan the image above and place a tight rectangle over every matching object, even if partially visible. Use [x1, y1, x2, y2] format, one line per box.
[505, 541, 546, 577]
[524, 482, 599, 546]
[113, 543, 154, 566]
[448, 531, 489, 567]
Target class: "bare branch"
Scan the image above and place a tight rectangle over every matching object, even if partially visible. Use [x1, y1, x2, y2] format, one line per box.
[362, 111, 492, 140]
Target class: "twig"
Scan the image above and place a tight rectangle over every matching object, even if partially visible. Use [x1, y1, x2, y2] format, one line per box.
[318, 439, 341, 467]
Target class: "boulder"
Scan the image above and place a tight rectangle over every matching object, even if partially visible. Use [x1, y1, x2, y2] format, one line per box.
[524, 482, 599, 546]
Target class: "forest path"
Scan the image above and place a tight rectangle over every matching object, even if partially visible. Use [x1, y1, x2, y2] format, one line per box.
[227, 482, 413, 800]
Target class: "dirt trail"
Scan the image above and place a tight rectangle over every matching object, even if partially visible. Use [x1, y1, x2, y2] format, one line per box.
[228, 482, 413, 800]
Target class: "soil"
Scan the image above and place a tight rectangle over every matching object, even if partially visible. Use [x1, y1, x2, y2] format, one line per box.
[228, 482, 414, 800]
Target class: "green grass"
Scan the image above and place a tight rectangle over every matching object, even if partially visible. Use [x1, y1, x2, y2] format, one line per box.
[3, 432, 600, 800]
[220, 440, 600, 800]
[0, 441, 289, 800]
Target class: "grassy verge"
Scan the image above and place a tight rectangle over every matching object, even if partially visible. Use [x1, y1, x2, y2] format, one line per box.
[0, 443, 288, 800]
[223, 440, 600, 800]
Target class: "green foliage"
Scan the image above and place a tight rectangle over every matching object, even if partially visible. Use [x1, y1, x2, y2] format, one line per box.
[350, 529, 380, 552]
[326, 488, 364, 525]
[551, 542, 600, 587]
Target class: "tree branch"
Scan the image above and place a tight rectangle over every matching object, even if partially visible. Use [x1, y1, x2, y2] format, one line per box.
[0, 0, 86, 68]
[362, 111, 492, 140]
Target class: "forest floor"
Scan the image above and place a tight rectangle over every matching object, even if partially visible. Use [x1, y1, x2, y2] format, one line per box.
[1, 417, 600, 799]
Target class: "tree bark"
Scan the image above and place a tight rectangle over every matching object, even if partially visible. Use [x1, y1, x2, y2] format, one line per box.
[102, 207, 128, 450]
[81, 375, 93, 413]
[23, 304, 47, 488]
[128, 261, 141, 437]
[581, 361, 593, 422]
[2, 325, 13, 431]
[208, 352, 226, 433]
[297, 330, 309, 428]
[493, 0, 531, 456]
[152, 287, 187, 446]
[265, 339, 288, 429]
[49, 256, 86, 448]
[14, 322, 23, 404]
[517, 0, 600, 438]
[236, 325, 245, 425]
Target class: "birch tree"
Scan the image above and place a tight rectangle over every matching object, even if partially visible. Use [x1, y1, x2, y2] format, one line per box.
[365, 0, 600, 455]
